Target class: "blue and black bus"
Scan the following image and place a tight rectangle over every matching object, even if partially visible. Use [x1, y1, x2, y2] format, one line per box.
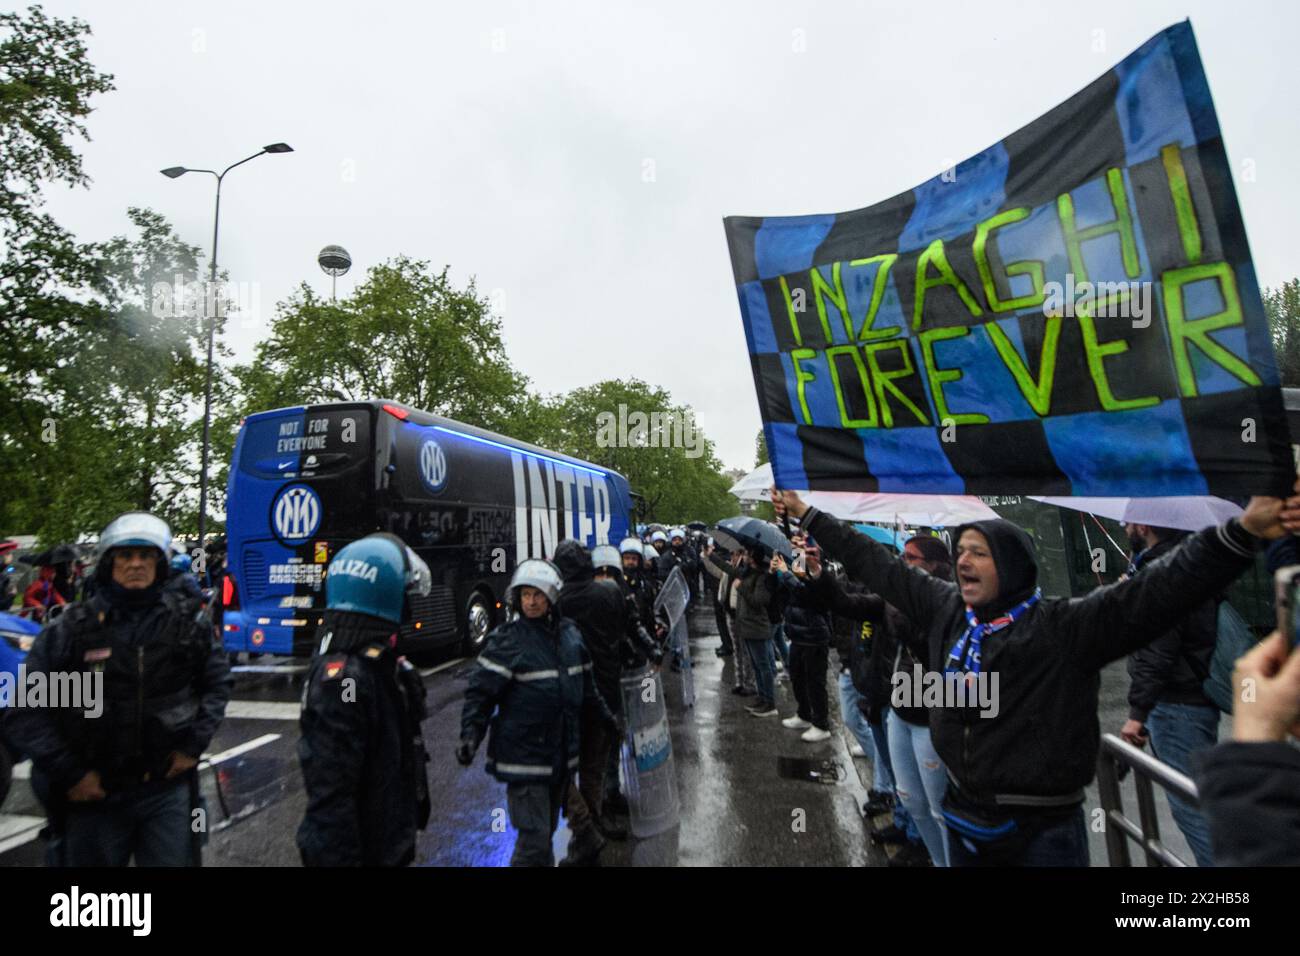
[221, 399, 635, 657]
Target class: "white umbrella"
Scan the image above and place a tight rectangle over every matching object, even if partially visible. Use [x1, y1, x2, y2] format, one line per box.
[728, 462, 998, 525]
[729, 462, 776, 500]
[1029, 496, 1243, 532]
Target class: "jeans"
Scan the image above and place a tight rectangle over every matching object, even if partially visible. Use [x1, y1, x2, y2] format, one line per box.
[869, 717, 920, 842]
[745, 639, 776, 708]
[837, 671, 874, 755]
[887, 709, 950, 866]
[947, 804, 1089, 867]
[1146, 701, 1219, 867]
[771, 623, 790, 669]
[61, 777, 194, 867]
[732, 619, 755, 692]
[789, 643, 829, 729]
[507, 778, 568, 866]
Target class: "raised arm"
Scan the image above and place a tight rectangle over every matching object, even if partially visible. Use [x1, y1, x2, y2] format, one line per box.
[780, 494, 957, 630]
[1063, 520, 1261, 672]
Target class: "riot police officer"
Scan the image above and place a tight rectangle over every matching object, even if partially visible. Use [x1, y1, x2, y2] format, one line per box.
[297, 533, 433, 866]
[5, 512, 232, 866]
[457, 559, 613, 866]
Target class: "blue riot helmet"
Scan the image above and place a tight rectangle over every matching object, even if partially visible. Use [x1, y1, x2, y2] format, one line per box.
[170, 553, 193, 574]
[326, 533, 432, 625]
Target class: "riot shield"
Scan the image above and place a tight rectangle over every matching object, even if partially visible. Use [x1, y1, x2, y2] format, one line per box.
[654, 565, 694, 707]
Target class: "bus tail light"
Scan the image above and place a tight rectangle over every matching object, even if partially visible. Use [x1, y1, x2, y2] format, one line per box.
[382, 403, 409, 420]
[223, 575, 239, 610]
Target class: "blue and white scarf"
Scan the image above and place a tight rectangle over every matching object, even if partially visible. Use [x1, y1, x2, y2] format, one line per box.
[945, 588, 1042, 675]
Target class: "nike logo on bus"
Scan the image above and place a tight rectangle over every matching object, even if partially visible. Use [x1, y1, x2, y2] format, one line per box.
[277, 461, 292, 470]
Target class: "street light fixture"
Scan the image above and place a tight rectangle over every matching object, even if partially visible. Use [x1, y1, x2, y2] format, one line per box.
[161, 142, 294, 548]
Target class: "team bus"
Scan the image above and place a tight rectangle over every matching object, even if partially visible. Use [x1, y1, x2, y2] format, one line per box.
[221, 400, 636, 657]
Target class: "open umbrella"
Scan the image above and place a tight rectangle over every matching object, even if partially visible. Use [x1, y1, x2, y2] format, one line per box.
[851, 524, 908, 551]
[728, 462, 997, 525]
[720, 517, 794, 560]
[685, 521, 708, 532]
[710, 516, 752, 553]
[22, 544, 79, 567]
[1029, 496, 1243, 533]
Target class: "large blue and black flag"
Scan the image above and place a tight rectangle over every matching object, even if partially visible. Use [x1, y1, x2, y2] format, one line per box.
[723, 21, 1292, 498]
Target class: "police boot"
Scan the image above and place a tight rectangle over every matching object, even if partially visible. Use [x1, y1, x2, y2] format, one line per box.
[559, 825, 606, 866]
[603, 790, 630, 817]
[594, 814, 629, 841]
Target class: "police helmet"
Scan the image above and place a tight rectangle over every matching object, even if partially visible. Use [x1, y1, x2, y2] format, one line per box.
[670, 527, 686, 543]
[97, 512, 172, 560]
[509, 559, 562, 607]
[327, 533, 432, 625]
[619, 536, 644, 557]
[642, 544, 658, 562]
[650, 530, 668, 544]
[591, 545, 621, 573]
[169, 552, 193, 574]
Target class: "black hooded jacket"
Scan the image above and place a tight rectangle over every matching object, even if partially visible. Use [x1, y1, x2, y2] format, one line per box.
[553, 542, 628, 708]
[1124, 535, 1218, 722]
[804, 508, 1261, 806]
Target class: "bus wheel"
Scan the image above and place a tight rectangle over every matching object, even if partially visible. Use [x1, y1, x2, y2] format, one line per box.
[463, 593, 494, 656]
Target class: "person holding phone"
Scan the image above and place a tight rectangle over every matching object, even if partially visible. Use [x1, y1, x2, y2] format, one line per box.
[1193, 630, 1300, 865]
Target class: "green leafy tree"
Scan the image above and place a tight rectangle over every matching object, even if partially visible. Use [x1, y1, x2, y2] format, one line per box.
[0, 5, 115, 400]
[3, 209, 221, 542]
[1264, 278, 1300, 388]
[542, 379, 734, 523]
[238, 257, 527, 432]
[0, 5, 115, 540]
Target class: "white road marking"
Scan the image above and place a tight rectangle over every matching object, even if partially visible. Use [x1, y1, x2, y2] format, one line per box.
[419, 656, 467, 678]
[0, 814, 45, 855]
[224, 701, 301, 721]
[200, 733, 281, 769]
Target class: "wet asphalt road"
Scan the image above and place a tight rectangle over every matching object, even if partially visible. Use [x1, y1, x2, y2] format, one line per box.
[0, 605, 1215, 867]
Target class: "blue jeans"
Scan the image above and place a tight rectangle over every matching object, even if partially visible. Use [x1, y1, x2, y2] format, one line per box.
[869, 716, 920, 842]
[771, 623, 790, 669]
[1146, 701, 1219, 867]
[947, 805, 1089, 867]
[838, 671, 874, 755]
[61, 777, 194, 867]
[745, 639, 777, 708]
[887, 709, 950, 866]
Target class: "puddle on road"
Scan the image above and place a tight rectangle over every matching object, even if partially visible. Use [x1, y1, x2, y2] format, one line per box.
[776, 756, 843, 785]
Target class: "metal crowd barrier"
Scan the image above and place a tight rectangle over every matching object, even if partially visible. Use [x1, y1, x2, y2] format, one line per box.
[1096, 733, 1196, 867]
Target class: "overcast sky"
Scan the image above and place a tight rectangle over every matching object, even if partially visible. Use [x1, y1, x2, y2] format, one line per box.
[37, 0, 1300, 472]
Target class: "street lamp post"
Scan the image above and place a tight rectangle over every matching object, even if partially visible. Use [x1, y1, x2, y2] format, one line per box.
[161, 143, 293, 548]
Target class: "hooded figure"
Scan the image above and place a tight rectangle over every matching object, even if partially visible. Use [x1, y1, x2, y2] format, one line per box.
[790, 499, 1268, 867]
[551, 539, 631, 861]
